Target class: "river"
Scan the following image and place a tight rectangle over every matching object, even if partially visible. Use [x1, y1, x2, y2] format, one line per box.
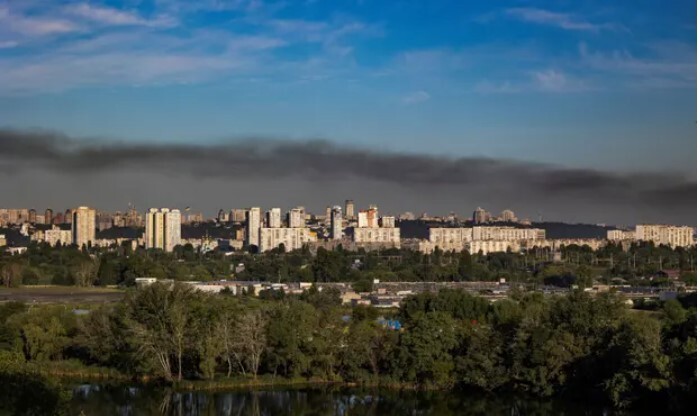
[67, 384, 626, 416]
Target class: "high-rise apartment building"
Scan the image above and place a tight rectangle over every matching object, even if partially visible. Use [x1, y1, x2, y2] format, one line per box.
[44, 208, 54, 225]
[367, 205, 379, 228]
[230, 209, 246, 223]
[288, 207, 304, 228]
[381, 216, 396, 228]
[71, 206, 96, 248]
[345, 200, 354, 219]
[28, 209, 36, 224]
[358, 211, 368, 228]
[267, 208, 282, 228]
[246, 207, 261, 248]
[501, 209, 517, 222]
[331, 206, 343, 240]
[53, 212, 64, 225]
[145, 208, 182, 252]
[358, 205, 379, 228]
[473, 207, 490, 224]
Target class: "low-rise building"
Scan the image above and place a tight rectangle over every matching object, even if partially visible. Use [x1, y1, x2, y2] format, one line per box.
[351, 227, 400, 248]
[259, 227, 315, 252]
[467, 240, 520, 255]
[428, 228, 472, 252]
[472, 226, 545, 241]
[635, 225, 694, 248]
[607, 229, 636, 242]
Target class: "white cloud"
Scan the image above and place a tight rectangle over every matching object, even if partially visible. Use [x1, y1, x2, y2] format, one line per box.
[0, 6, 80, 36]
[532, 69, 568, 91]
[579, 42, 695, 82]
[0, 1, 378, 94]
[402, 90, 430, 104]
[66, 3, 176, 28]
[506, 8, 619, 32]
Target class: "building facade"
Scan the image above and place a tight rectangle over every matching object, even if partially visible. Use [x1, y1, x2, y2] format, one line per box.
[259, 227, 314, 252]
[288, 208, 304, 228]
[472, 207, 490, 224]
[331, 206, 343, 240]
[41, 226, 72, 246]
[267, 208, 282, 228]
[351, 227, 400, 247]
[246, 207, 261, 248]
[467, 240, 520, 255]
[428, 228, 473, 252]
[145, 208, 182, 252]
[635, 225, 694, 248]
[607, 229, 636, 241]
[344, 199, 355, 219]
[72, 206, 96, 247]
[472, 226, 545, 241]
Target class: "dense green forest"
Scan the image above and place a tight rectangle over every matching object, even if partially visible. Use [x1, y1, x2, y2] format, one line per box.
[0, 285, 695, 414]
[0, 241, 696, 287]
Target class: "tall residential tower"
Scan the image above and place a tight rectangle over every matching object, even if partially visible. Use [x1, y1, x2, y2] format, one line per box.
[71, 206, 96, 248]
[145, 208, 182, 252]
[246, 207, 262, 248]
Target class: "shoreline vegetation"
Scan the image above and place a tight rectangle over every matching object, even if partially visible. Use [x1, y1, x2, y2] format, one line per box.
[0, 243, 696, 414]
[0, 280, 695, 416]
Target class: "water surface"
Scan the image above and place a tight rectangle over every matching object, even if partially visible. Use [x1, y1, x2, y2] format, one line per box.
[68, 384, 621, 416]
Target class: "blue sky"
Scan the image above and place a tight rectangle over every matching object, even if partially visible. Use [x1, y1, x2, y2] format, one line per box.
[0, 0, 696, 176]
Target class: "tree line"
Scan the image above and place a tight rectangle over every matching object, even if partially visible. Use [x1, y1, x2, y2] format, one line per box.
[0, 285, 695, 413]
[0, 241, 696, 288]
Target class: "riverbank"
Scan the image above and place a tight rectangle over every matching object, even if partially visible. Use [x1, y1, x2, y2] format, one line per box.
[0, 361, 686, 416]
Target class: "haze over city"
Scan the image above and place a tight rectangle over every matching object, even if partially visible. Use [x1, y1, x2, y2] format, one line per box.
[0, 0, 695, 224]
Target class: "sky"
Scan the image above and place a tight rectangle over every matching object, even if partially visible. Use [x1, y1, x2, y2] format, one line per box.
[0, 0, 696, 224]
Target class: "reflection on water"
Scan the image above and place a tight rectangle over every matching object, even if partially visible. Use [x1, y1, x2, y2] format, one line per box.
[67, 384, 622, 416]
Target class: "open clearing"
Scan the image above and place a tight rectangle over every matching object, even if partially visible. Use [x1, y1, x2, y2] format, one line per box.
[0, 286, 125, 304]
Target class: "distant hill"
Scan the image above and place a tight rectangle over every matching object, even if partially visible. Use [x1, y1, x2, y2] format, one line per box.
[532, 222, 617, 239]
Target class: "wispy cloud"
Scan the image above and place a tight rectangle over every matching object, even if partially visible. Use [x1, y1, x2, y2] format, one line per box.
[0, 5, 80, 36]
[579, 42, 695, 89]
[402, 90, 430, 104]
[262, 17, 381, 56]
[532, 69, 567, 90]
[506, 8, 620, 32]
[65, 3, 176, 28]
[0, 1, 377, 94]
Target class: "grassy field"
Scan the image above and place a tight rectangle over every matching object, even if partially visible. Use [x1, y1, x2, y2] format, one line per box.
[0, 286, 126, 304]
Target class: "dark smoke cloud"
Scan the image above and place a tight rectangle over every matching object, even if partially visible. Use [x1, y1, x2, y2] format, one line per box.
[0, 129, 695, 225]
